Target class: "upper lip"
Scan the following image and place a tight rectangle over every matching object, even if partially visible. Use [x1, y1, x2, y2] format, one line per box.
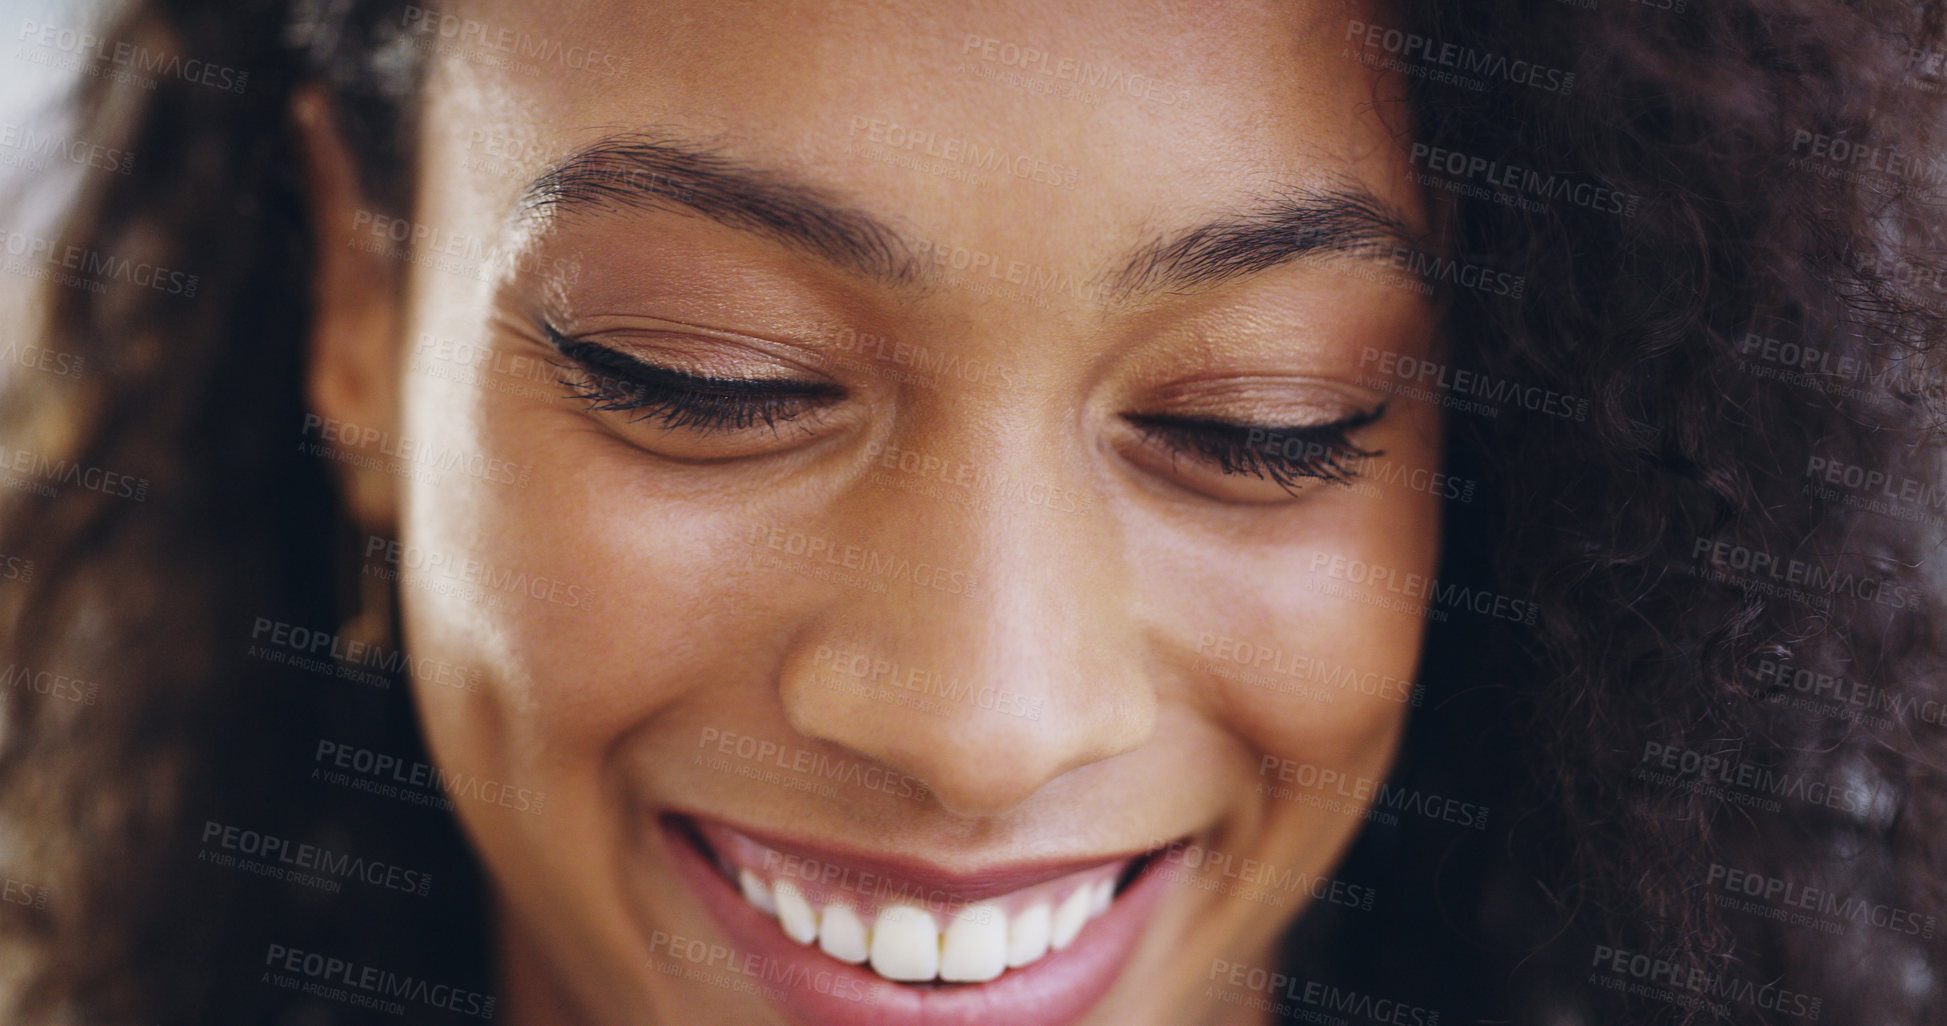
[672, 813, 1158, 904]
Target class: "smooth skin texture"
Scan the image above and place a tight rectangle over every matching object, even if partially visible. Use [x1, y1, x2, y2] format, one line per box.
[299, 1, 1444, 1023]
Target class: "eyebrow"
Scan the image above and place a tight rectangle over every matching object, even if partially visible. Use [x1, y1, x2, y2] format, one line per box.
[516, 133, 1424, 297]
[1108, 185, 1421, 298]
[517, 133, 917, 284]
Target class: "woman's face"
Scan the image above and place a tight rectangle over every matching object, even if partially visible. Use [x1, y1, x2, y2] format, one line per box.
[311, 1, 1443, 1023]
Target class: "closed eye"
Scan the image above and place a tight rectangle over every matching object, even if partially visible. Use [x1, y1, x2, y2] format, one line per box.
[548, 329, 843, 436]
[1123, 406, 1384, 496]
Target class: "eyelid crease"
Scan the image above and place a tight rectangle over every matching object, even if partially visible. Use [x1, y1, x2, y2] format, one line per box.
[1123, 401, 1387, 440]
[546, 313, 839, 368]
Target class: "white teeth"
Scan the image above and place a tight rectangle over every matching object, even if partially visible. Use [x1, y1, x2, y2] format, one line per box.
[774, 880, 819, 945]
[818, 903, 870, 965]
[1005, 902, 1052, 968]
[869, 905, 940, 982]
[724, 858, 1129, 982]
[1050, 885, 1092, 951]
[939, 904, 1008, 983]
[739, 869, 776, 915]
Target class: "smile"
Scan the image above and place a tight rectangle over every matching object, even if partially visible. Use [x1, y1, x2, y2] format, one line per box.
[662, 814, 1178, 1026]
[698, 817, 1134, 981]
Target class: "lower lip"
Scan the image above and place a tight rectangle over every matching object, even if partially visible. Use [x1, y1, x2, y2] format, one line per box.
[659, 818, 1172, 1026]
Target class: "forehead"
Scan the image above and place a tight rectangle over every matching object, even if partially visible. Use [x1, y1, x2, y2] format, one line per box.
[415, 0, 1427, 259]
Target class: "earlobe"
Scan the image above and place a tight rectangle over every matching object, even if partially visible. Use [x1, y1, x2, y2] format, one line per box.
[292, 86, 402, 534]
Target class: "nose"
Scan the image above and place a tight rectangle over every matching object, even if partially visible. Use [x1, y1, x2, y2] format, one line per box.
[774, 470, 1157, 819]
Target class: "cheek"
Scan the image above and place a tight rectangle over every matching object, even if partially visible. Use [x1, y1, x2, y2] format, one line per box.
[1169, 457, 1440, 784]
[391, 348, 787, 779]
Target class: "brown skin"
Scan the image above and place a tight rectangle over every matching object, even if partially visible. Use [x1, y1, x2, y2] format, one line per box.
[299, 1, 1442, 1023]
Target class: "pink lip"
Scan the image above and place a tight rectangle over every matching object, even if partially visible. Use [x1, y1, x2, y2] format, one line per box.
[658, 814, 1175, 1026]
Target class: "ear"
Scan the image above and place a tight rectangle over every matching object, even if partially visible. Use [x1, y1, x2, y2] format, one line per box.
[292, 86, 402, 535]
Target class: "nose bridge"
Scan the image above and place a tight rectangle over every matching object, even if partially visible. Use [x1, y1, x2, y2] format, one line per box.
[775, 469, 1157, 820]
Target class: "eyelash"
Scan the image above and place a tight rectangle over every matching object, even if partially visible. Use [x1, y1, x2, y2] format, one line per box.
[1124, 409, 1384, 494]
[550, 332, 841, 434]
[549, 332, 1382, 491]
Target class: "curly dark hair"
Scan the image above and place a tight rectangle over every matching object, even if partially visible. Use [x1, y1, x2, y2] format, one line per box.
[2, 1, 1944, 1024]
